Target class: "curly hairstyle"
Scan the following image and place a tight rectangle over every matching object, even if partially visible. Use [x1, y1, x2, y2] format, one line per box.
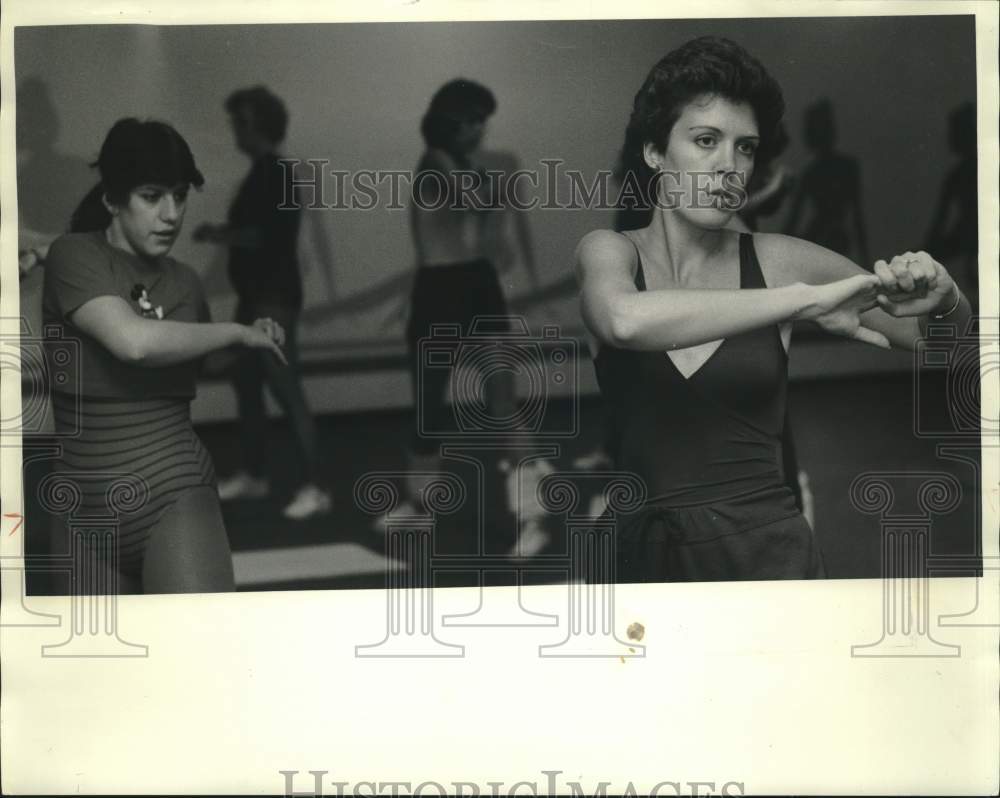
[225, 85, 290, 145]
[420, 78, 496, 153]
[616, 36, 785, 210]
[70, 118, 204, 233]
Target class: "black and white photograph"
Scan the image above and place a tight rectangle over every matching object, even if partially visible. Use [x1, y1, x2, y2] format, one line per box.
[2, 1, 997, 795]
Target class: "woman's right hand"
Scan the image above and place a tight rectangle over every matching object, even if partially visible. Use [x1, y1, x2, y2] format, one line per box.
[793, 274, 890, 349]
[242, 318, 288, 364]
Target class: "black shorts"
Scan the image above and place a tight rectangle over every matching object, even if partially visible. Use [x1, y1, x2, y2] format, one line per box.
[406, 258, 509, 343]
[612, 485, 826, 583]
[405, 259, 510, 452]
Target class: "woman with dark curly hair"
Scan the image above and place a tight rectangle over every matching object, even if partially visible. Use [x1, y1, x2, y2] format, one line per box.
[43, 118, 287, 594]
[576, 36, 972, 582]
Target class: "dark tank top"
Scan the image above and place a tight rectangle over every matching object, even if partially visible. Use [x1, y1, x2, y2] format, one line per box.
[593, 233, 788, 506]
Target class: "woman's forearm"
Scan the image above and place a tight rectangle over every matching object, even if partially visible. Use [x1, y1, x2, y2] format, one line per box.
[132, 320, 246, 367]
[610, 283, 812, 351]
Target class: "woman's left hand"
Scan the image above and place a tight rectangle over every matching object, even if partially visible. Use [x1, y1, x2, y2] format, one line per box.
[253, 317, 286, 348]
[873, 251, 958, 318]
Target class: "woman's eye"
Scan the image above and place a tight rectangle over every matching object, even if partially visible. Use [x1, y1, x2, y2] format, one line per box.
[738, 142, 758, 156]
[696, 136, 716, 147]
[140, 193, 160, 203]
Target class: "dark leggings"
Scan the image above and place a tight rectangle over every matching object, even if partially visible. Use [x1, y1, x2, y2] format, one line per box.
[233, 301, 319, 483]
[406, 260, 510, 455]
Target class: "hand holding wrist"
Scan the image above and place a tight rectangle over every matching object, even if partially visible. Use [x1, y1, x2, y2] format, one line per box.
[231, 322, 252, 347]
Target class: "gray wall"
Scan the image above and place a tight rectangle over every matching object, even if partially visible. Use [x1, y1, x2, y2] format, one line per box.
[16, 17, 976, 372]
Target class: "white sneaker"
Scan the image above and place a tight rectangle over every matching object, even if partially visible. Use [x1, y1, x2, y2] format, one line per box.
[217, 471, 270, 501]
[502, 457, 555, 520]
[507, 520, 551, 559]
[572, 448, 612, 470]
[588, 492, 608, 519]
[282, 484, 333, 520]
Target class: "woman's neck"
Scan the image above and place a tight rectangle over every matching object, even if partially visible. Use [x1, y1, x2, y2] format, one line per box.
[651, 209, 729, 282]
[104, 225, 162, 268]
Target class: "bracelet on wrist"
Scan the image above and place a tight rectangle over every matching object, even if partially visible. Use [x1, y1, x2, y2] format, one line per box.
[931, 286, 962, 320]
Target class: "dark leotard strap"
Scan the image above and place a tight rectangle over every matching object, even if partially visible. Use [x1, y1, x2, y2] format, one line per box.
[627, 233, 764, 291]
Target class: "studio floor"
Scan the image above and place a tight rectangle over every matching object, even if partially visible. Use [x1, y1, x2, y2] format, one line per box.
[22, 373, 983, 594]
[201, 373, 981, 592]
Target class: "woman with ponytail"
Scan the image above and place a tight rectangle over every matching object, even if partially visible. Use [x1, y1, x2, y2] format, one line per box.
[43, 118, 287, 594]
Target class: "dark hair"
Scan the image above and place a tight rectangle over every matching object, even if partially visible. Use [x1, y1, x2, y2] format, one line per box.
[69, 183, 111, 233]
[420, 79, 496, 152]
[70, 117, 204, 233]
[225, 85, 289, 144]
[617, 36, 785, 208]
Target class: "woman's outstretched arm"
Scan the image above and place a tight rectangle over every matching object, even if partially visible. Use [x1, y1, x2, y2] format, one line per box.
[70, 296, 287, 366]
[753, 233, 972, 351]
[575, 229, 888, 352]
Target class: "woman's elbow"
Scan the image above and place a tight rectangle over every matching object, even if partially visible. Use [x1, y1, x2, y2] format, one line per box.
[116, 339, 148, 365]
[107, 329, 150, 365]
[602, 298, 637, 348]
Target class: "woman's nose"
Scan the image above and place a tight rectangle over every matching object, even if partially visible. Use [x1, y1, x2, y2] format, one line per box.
[160, 197, 181, 222]
[715, 145, 736, 175]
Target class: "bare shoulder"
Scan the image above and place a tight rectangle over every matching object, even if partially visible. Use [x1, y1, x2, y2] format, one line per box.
[752, 232, 864, 285]
[575, 229, 636, 266]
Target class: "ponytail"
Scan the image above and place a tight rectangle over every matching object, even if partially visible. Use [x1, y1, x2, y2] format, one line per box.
[69, 182, 111, 233]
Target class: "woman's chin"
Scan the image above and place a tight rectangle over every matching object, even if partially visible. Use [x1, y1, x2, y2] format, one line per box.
[682, 206, 736, 230]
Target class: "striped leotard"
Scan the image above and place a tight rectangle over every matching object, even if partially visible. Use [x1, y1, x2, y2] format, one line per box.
[42, 232, 220, 577]
[49, 393, 217, 574]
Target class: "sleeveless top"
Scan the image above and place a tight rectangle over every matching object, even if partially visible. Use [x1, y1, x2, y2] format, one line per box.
[593, 233, 789, 507]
